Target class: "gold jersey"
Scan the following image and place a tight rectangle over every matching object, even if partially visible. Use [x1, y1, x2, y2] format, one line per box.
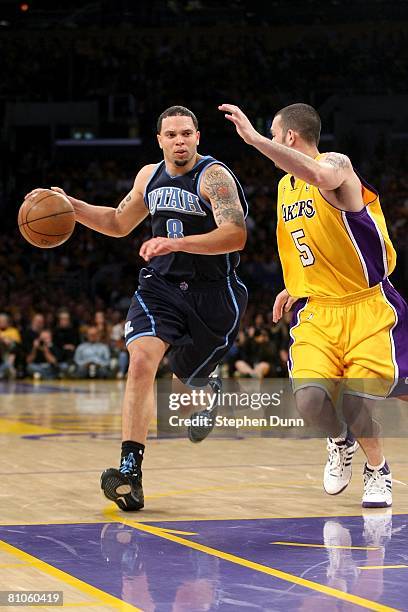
[276, 171, 396, 297]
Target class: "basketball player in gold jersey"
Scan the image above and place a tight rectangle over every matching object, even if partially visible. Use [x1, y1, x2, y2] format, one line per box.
[219, 102, 408, 507]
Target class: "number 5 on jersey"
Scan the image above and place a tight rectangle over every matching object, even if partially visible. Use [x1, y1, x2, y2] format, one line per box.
[291, 229, 315, 267]
[167, 219, 184, 239]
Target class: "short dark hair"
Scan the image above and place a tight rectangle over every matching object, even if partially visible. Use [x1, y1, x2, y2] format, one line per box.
[275, 103, 321, 145]
[157, 105, 198, 133]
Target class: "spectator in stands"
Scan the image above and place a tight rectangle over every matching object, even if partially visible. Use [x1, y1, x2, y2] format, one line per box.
[109, 312, 128, 379]
[235, 327, 277, 379]
[223, 329, 246, 378]
[0, 313, 19, 379]
[0, 313, 21, 345]
[73, 325, 111, 379]
[26, 329, 63, 380]
[53, 309, 80, 363]
[22, 313, 45, 355]
[93, 310, 112, 344]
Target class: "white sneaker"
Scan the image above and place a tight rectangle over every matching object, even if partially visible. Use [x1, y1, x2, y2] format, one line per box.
[362, 462, 392, 508]
[324, 436, 359, 495]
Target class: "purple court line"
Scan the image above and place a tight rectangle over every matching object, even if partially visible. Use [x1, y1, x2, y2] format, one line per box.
[0, 381, 91, 394]
[1, 517, 407, 610]
[22, 432, 120, 440]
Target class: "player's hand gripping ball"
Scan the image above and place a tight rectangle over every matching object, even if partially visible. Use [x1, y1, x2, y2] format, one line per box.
[18, 188, 75, 248]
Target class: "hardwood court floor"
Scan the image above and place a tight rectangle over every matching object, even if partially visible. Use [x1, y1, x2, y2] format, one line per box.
[1, 380, 408, 610]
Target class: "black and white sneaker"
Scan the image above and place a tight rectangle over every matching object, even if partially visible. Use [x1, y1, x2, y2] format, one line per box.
[323, 433, 359, 495]
[362, 462, 392, 508]
[101, 453, 144, 512]
[188, 376, 222, 443]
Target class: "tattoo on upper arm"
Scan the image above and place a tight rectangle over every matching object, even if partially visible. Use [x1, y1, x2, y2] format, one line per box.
[323, 153, 350, 171]
[117, 193, 132, 214]
[202, 166, 245, 229]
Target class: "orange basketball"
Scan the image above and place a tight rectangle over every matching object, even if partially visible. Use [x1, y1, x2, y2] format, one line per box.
[18, 189, 75, 248]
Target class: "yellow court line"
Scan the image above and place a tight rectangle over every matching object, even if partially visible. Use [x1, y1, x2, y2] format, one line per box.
[157, 528, 197, 535]
[272, 541, 379, 550]
[0, 540, 140, 611]
[0, 417, 58, 436]
[104, 510, 398, 612]
[359, 565, 408, 570]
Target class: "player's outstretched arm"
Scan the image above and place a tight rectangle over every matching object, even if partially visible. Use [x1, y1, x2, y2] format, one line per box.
[24, 165, 153, 238]
[218, 104, 354, 191]
[139, 164, 246, 260]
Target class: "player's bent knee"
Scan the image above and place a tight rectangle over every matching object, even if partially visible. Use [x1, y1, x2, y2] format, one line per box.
[127, 350, 159, 381]
[295, 386, 330, 422]
[342, 396, 380, 438]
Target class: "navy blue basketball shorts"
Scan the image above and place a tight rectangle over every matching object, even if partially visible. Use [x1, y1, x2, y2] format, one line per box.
[125, 268, 248, 387]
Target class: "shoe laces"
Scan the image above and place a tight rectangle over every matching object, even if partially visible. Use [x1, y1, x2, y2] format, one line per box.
[327, 440, 346, 476]
[120, 453, 136, 475]
[364, 469, 386, 495]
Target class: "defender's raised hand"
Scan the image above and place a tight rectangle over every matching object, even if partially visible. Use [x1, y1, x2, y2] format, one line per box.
[218, 104, 259, 145]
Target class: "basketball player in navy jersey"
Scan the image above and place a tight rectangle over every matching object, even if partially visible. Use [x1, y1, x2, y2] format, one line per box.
[26, 106, 248, 511]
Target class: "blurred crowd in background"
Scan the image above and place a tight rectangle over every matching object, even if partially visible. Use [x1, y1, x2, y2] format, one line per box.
[0, 156, 292, 381]
[0, 306, 292, 382]
[2, 7, 408, 381]
[2, 25, 408, 121]
[1, 148, 407, 382]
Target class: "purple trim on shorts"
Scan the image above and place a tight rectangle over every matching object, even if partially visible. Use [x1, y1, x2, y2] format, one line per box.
[344, 208, 386, 286]
[287, 298, 308, 375]
[382, 280, 408, 388]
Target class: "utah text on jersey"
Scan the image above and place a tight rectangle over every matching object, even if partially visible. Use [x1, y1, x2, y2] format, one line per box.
[148, 187, 207, 216]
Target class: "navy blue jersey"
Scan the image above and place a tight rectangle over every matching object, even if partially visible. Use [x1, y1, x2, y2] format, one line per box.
[143, 155, 248, 282]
